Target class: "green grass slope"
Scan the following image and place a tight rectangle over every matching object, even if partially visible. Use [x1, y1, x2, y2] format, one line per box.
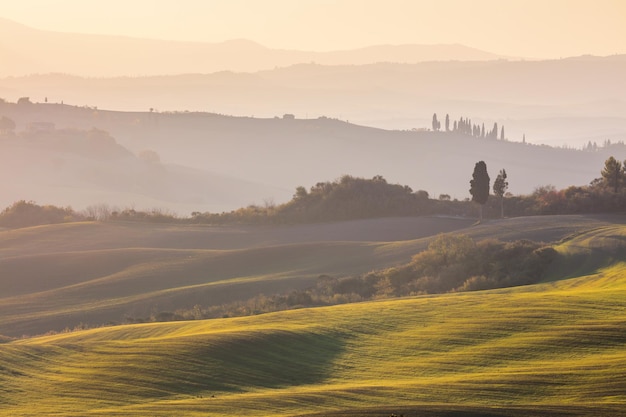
[1, 215, 624, 337]
[549, 223, 626, 279]
[0, 241, 421, 336]
[0, 217, 474, 336]
[0, 225, 625, 416]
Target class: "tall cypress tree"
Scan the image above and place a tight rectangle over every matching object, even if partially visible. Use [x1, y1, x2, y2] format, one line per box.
[493, 169, 509, 218]
[432, 113, 440, 131]
[470, 161, 490, 221]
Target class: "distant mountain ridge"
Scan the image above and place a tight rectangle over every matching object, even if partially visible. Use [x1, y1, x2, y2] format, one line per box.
[0, 17, 511, 77]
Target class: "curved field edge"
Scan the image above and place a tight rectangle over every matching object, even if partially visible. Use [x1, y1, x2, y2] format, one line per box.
[1, 226, 626, 417]
[2, 214, 624, 337]
[547, 223, 626, 281]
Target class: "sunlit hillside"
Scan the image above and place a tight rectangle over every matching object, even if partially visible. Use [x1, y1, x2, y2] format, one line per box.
[0, 216, 476, 336]
[2, 3, 625, 417]
[1, 224, 625, 416]
[1, 214, 623, 336]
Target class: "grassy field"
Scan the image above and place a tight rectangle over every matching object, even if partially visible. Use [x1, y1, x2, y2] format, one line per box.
[0, 216, 474, 336]
[1, 215, 625, 336]
[0, 221, 625, 416]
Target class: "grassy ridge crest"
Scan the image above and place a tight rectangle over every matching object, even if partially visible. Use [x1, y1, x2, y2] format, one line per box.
[2, 215, 623, 337]
[1, 227, 626, 416]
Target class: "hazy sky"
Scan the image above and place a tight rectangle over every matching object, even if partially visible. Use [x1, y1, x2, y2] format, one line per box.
[1, 0, 625, 58]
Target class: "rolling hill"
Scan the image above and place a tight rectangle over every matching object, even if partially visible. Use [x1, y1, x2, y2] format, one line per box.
[1, 214, 625, 337]
[2, 55, 625, 148]
[0, 121, 289, 213]
[0, 216, 473, 337]
[2, 101, 626, 215]
[1, 221, 625, 416]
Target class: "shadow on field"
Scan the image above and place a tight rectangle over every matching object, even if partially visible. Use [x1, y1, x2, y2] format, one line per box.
[546, 225, 626, 281]
[157, 330, 346, 394]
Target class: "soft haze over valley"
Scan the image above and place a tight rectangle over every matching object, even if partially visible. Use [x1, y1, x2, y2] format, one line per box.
[3, 2, 626, 416]
[1, 7, 625, 214]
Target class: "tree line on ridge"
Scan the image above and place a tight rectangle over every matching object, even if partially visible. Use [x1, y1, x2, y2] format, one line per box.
[0, 157, 625, 229]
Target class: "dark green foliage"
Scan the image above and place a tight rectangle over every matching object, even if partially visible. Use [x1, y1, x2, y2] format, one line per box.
[432, 113, 440, 131]
[601, 156, 622, 193]
[493, 169, 509, 218]
[494, 180, 626, 217]
[470, 161, 490, 220]
[0, 200, 83, 228]
[493, 169, 508, 198]
[293, 185, 308, 200]
[280, 175, 418, 222]
[385, 235, 556, 295]
[470, 161, 490, 205]
[192, 175, 430, 224]
[109, 208, 178, 223]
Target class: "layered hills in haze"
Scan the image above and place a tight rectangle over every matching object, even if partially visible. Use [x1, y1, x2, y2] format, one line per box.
[0, 17, 506, 77]
[2, 57, 625, 146]
[0, 100, 623, 215]
[1, 16, 624, 148]
[1, 18, 626, 214]
[2, 13, 626, 417]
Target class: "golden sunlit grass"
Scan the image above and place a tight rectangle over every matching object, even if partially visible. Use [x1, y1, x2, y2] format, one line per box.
[1, 215, 621, 337]
[0, 216, 476, 337]
[1, 225, 625, 416]
[0, 239, 426, 336]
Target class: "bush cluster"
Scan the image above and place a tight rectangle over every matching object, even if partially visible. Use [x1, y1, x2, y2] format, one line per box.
[144, 235, 557, 323]
[0, 200, 83, 228]
[191, 175, 430, 224]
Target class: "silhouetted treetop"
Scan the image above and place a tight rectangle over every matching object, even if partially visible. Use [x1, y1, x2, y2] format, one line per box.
[432, 113, 441, 131]
[470, 161, 490, 220]
[493, 169, 509, 218]
[601, 156, 622, 193]
[0, 200, 83, 228]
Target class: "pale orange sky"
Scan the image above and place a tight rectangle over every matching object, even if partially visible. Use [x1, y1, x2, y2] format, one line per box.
[1, 0, 625, 58]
